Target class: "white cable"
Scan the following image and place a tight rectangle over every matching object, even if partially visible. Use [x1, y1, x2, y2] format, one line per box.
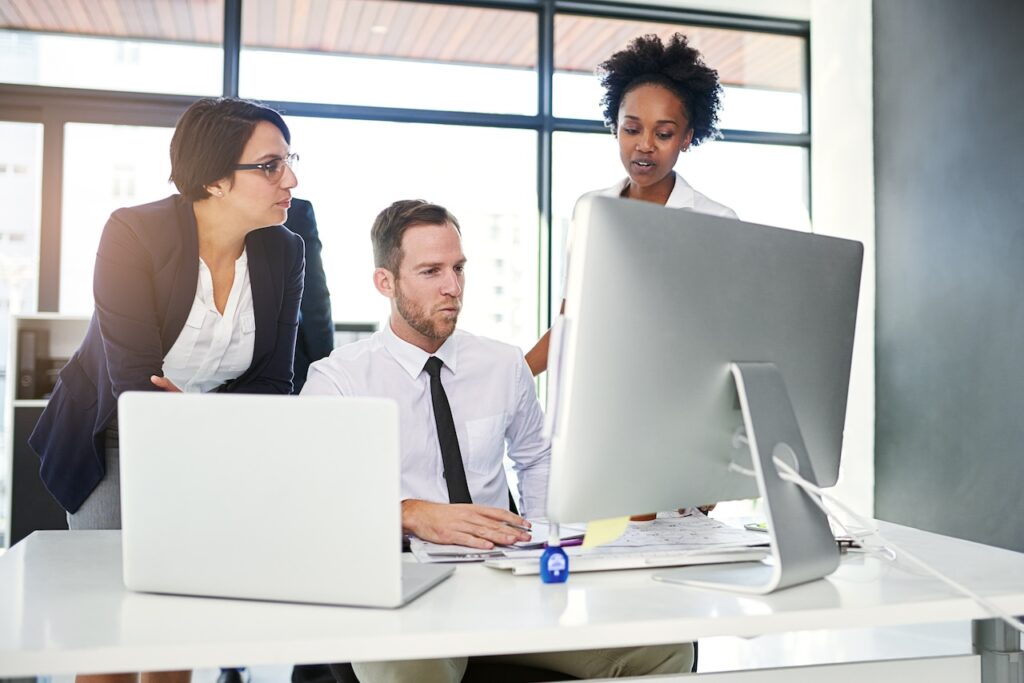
[768, 455, 1024, 636]
[727, 461, 894, 562]
[727, 462, 756, 478]
[729, 456, 1024, 635]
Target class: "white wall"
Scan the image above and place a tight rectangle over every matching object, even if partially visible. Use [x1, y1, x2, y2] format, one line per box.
[810, 0, 875, 517]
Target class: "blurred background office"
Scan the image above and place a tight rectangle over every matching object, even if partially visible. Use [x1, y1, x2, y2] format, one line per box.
[0, 0, 816, 543]
[3, 0, 1022, 563]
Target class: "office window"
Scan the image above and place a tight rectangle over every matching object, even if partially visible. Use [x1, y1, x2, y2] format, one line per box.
[240, 0, 538, 115]
[0, 122, 41, 319]
[0, 1, 808, 358]
[0, 1, 223, 95]
[0, 121, 42, 521]
[553, 131, 808, 233]
[0, 0, 808, 542]
[284, 116, 539, 350]
[672, 140, 809, 230]
[59, 123, 175, 315]
[553, 15, 807, 134]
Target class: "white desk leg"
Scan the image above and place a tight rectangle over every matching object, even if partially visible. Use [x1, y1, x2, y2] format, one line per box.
[973, 618, 1023, 683]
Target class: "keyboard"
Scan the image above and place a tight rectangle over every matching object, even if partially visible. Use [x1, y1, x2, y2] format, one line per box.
[484, 546, 769, 575]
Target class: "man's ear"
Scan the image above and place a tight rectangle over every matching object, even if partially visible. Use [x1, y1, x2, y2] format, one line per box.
[374, 267, 396, 298]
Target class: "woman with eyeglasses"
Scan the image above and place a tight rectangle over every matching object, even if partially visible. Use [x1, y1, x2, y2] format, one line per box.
[30, 97, 304, 546]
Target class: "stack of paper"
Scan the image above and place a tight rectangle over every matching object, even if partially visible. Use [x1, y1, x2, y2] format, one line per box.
[409, 513, 768, 573]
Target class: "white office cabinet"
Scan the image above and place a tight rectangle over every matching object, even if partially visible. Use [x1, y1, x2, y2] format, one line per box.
[3, 314, 88, 547]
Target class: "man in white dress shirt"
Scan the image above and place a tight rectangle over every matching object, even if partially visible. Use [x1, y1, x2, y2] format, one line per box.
[302, 200, 692, 683]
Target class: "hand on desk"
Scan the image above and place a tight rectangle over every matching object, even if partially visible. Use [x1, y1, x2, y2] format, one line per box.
[402, 500, 532, 550]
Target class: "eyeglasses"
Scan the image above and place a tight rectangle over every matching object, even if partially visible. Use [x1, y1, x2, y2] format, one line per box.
[234, 152, 299, 182]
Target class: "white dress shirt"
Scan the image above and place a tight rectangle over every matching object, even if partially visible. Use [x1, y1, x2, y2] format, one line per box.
[563, 171, 738, 295]
[161, 251, 255, 393]
[585, 170, 737, 217]
[302, 323, 551, 518]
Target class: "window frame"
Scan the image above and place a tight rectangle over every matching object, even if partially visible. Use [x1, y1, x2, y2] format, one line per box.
[0, 0, 810, 329]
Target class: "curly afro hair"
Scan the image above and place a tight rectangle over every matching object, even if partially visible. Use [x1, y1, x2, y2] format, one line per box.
[598, 33, 723, 146]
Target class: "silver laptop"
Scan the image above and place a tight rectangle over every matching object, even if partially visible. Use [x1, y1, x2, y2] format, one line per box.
[118, 392, 453, 608]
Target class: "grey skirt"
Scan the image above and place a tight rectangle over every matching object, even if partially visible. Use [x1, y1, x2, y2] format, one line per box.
[66, 423, 122, 530]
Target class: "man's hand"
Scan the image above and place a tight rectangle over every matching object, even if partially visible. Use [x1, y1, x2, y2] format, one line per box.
[402, 500, 532, 550]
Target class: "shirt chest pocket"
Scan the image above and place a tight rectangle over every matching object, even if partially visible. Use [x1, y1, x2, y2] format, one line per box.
[163, 304, 208, 369]
[464, 413, 507, 475]
[240, 311, 256, 335]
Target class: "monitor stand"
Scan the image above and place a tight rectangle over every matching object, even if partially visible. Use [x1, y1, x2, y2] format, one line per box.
[655, 362, 840, 595]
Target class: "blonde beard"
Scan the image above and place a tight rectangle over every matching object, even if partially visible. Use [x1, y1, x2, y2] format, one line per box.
[394, 285, 459, 342]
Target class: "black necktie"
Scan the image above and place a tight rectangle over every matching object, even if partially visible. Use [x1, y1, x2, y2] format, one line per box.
[423, 356, 473, 504]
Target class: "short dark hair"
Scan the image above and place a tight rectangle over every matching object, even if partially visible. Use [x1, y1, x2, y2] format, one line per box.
[169, 97, 291, 201]
[371, 200, 462, 274]
[598, 33, 723, 146]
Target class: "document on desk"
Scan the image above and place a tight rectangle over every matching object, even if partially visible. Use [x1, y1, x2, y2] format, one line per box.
[409, 520, 587, 564]
[483, 514, 770, 575]
[599, 513, 767, 549]
[410, 514, 766, 565]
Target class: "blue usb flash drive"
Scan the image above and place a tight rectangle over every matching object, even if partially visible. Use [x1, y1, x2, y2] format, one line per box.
[540, 522, 569, 583]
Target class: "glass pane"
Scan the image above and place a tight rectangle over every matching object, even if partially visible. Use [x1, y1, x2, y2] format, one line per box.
[553, 15, 806, 134]
[550, 132, 623, 306]
[240, 0, 537, 115]
[60, 123, 175, 314]
[679, 140, 810, 231]
[0, 1, 223, 96]
[284, 117, 539, 351]
[551, 131, 809, 312]
[0, 121, 43, 523]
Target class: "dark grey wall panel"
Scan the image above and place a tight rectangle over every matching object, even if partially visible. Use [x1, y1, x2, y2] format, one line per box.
[874, 0, 1024, 551]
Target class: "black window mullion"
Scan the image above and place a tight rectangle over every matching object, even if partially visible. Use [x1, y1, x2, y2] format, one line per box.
[223, 0, 242, 97]
[538, 0, 555, 332]
[804, 30, 813, 221]
[258, 100, 542, 130]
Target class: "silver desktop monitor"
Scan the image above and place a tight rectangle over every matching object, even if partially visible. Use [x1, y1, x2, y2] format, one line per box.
[545, 195, 863, 593]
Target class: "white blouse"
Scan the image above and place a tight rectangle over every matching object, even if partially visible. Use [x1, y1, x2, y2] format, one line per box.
[161, 250, 255, 393]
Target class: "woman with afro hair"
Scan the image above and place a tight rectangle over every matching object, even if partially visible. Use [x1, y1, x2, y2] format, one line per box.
[525, 32, 736, 376]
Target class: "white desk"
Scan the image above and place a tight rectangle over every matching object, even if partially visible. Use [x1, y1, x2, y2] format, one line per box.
[1, 523, 1022, 681]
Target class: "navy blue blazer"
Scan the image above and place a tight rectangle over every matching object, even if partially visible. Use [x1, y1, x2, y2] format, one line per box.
[284, 198, 334, 393]
[29, 194, 305, 513]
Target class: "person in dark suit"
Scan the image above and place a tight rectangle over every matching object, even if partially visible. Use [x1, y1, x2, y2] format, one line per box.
[31, 96, 304, 683]
[30, 96, 304, 532]
[285, 198, 334, 393]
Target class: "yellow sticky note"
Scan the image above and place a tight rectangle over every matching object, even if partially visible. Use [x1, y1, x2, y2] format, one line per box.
[582, 516, 630, 549]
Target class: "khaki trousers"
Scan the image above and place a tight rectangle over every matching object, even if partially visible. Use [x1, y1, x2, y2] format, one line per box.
[352, 642, 694, 683]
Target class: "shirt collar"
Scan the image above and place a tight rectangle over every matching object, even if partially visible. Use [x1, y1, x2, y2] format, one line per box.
[664, 172, 696, 209]
[382, 321, 459, 380]
[604, 172, 696, 209]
